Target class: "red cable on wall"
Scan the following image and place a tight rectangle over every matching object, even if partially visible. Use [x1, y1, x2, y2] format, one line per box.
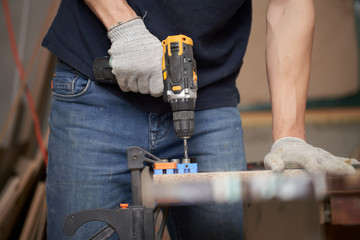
[2, 0, 48, 165]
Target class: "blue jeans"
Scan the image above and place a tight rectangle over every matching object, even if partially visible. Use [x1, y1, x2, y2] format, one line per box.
[47, 61, 247, 239]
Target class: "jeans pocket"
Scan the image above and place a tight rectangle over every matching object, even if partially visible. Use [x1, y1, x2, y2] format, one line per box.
[52, 71, 92, 100]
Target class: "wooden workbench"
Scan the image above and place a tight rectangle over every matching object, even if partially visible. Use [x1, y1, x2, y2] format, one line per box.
[152, 169, 360, 240]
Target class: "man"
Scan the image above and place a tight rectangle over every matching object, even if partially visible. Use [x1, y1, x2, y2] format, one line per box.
[43, 0, 358, 239]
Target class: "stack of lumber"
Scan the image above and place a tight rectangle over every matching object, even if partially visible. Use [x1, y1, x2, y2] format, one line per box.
[0, 1, 60, 238]
[0, 154, 46, 239]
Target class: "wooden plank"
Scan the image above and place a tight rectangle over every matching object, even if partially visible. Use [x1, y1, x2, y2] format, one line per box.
[153, 169, 306, 184]
[153, 169, 305, 183]
[19, 181, 46, 240]
[154, 169, 360, 186]
[35, 197, 47, 240]
[0, 177, 20, 217]
[327, 172, 360, 194]
[151, 170, 322, 204]
[152, 170, 360, 204]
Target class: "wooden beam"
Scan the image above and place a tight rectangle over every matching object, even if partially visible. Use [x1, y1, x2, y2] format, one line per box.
[152, 169, 360, 204]
[153, 169, 307, 184]
[150, 170, 324, 205]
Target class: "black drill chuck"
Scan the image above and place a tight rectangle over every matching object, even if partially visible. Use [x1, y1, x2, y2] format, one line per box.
[173, 111, 195, 138]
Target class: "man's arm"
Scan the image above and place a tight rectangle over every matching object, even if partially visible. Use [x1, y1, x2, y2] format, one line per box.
[266, 0, 315, 141]
[84, 0, 137, 29]
[264, 0, 359, 175]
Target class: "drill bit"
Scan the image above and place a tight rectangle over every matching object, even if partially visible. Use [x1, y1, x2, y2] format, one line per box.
[183, 138, 189, 160]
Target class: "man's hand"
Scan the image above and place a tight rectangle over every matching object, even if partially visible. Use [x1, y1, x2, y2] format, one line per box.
[107, 19, 163, 97]
[264, 137, 360, 175]
[84, 0, 163, 97]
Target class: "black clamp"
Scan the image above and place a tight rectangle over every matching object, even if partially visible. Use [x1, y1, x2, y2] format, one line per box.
[63, 147, 168, 240]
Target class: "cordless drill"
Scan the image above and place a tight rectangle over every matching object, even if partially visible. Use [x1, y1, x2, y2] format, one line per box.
[161, 35, 198, 161]
[92, 35, 198, 160]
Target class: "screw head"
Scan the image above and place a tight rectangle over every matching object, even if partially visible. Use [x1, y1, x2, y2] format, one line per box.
[132, 154, 138, 160]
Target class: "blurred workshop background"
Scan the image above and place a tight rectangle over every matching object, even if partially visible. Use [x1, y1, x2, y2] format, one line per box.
[0, 0, 359, 239]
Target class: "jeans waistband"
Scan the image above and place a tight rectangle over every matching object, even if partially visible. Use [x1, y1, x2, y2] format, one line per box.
[56, 59, 89, 80]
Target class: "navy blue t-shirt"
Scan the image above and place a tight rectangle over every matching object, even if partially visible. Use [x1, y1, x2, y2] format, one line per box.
[43, 0, 252, 113]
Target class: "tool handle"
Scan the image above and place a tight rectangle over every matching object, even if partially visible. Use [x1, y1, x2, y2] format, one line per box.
[92, 56, 117, 84]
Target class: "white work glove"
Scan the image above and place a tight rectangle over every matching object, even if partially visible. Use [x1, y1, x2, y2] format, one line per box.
[107, 18, 163, 97]
[264, 137, 359, 175]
